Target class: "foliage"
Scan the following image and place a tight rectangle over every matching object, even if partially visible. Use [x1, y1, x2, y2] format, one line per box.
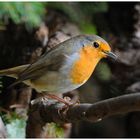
[0, 2, 46, 30]
[48, 2, 108, 34]
[0, 2, 108, 33]
[46, 122, 64, 138]
[6, 118, 26, 138]
[1, 111, 26, 138]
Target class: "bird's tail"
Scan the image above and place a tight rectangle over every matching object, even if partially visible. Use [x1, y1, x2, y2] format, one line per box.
[0, 64, 30, 79]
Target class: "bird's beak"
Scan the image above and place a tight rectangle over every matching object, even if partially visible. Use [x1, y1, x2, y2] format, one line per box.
[103, 51, 117, 60]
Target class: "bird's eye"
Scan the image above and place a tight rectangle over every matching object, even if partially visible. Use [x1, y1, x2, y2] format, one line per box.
[93, 42, 99, 48]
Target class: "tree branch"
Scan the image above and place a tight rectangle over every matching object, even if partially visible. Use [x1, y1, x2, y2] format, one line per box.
[29, 93, 140, 124]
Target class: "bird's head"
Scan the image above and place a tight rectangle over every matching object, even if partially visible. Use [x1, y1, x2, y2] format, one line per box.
[82, 35, 117, 60]
[70, 35, 117, 85]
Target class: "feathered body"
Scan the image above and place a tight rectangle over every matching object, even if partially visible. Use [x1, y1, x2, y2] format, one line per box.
[0, 35, 115, 94]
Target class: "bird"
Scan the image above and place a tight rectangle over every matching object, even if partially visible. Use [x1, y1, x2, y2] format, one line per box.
[0, 34, 117, 105]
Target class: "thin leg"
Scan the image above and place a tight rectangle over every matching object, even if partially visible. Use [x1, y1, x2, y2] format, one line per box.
[43, 93, 72, 106]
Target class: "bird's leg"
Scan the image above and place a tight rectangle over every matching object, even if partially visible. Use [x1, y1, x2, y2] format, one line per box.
[42, 92, 72, 106]
[63, 91, 80, 105]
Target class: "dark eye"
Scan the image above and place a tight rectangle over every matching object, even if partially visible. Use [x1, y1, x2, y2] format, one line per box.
[93, 42, 99, 48]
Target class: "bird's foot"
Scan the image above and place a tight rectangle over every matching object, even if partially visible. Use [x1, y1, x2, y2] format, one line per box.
[42, 93, 72, 106]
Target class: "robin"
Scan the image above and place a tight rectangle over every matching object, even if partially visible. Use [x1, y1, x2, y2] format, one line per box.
[0, 35, 117, 105]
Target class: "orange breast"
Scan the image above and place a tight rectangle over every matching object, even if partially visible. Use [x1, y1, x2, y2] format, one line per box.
[71, 46, 101, 84]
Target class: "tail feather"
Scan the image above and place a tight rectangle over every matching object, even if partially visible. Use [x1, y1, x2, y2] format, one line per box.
[0, 64, 30, 79]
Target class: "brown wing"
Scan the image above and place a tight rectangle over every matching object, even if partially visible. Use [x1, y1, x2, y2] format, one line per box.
[9, 54, 66, 87]
[20, 54, 65, 80]
[10, 35, 82, 86]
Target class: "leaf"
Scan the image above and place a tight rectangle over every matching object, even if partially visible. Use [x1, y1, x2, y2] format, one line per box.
[0, 2, 46, 30]
[6, 118, 26, 138]
[46, 122, 64, 138]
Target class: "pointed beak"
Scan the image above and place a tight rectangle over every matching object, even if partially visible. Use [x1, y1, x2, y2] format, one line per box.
[103, 51, 117, 60]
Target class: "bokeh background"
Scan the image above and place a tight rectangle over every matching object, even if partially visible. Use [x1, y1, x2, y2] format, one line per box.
[0, 2, 140, 138]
